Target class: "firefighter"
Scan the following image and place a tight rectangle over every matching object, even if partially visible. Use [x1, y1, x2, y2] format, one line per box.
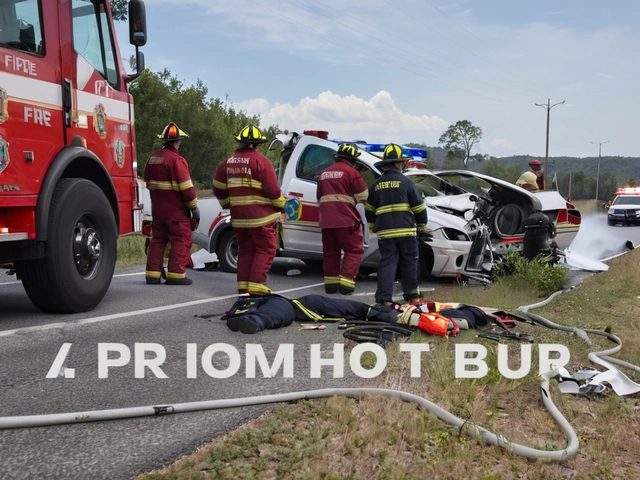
[143, 122, 199, 285]
[365, 144, 429, 306]
[213, 125, 285, 296]
[316, 143, 369, 295]
[516, 159, 545, 191]
[224, 293, 457, 337]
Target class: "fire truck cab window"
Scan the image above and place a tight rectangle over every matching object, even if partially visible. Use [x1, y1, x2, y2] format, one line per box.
[72, 0, 119, 89]
[0, 0, 42, 55]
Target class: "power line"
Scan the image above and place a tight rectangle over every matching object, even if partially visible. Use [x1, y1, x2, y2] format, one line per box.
[535, 98, 565, 190]
[293, 0, 536, 104]
[247, 0, 533, 107]
[590, 140, 609, 200]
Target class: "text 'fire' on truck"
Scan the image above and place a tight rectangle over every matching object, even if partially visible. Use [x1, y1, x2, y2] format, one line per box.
[0, 0, 147, 313]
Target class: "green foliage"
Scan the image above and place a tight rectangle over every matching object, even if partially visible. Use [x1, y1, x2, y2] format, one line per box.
[438, 120, 483, 169]
[480, 157, 522, 183]
[129, 69, 280, 186]
[110, 0, 127, 22]
[493, 252, 568, 296]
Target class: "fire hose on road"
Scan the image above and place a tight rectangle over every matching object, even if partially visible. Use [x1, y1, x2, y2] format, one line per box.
[7, 286, 640, 462]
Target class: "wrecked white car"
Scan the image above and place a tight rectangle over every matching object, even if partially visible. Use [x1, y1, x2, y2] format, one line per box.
[410, 169, 581, 254]
[193, 131, 580, 280]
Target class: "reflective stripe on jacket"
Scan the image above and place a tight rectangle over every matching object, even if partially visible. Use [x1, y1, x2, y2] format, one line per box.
[143, 143, 197, 220]
[213, 147, 285, 228]
[365, 170, 428, 240]
[316, 160, 368, 228]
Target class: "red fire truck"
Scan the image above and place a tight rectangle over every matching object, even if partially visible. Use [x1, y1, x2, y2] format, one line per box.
[0, 0, 147, 313]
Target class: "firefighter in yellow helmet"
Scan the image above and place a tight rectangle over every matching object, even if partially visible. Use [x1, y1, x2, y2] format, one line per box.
[316, 143, 369, 295]
[212, 125, 285, 295]
[365, 143, 428, 306]
[143, 122, 199, 285]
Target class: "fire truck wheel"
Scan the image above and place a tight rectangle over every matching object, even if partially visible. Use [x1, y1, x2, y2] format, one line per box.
[218, 230, 238, 273]
[17, 179, 117, 313]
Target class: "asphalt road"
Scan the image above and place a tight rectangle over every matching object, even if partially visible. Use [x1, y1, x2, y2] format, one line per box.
[0, 211, 637, 479]
[0, 257, 440, 480]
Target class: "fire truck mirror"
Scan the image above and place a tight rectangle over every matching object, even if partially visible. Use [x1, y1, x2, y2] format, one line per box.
[128, 0, 147, 47]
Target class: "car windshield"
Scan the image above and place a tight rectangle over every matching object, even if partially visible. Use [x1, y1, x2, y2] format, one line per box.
[434, 173, 492, 199]
[613, 196, 640, 206]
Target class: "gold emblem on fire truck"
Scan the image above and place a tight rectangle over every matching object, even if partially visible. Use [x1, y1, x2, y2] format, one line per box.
[93, 103, 107, 139]
[0, 87, 8, 124]
[0, 136, 9, 174]
[114, 138, 125, 168]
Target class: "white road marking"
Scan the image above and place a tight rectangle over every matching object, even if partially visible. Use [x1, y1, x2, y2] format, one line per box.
[0, 270, 144, 286]
[0, 282, 325, 338]
[113, 272, 145, 277]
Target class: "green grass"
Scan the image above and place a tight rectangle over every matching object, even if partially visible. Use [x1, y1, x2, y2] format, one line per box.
[116, 234, 147, 269]
[137, 249, 640, 479]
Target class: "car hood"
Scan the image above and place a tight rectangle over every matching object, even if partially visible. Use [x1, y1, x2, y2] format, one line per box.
[434, 169, 543, 212]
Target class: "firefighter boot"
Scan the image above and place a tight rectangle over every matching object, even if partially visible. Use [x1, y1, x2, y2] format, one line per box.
[165, 277, 193, 285]
[338, 276, 355, 295]
[226, 314, 264, 334]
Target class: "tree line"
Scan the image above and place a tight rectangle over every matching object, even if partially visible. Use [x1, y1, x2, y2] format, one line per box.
[130, 70, 282, 188]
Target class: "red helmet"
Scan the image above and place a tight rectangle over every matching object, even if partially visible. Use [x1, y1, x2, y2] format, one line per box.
[529, 159, 542, 167]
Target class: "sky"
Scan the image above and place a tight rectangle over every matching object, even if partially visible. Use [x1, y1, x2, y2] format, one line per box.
[115, 0, 640, 159]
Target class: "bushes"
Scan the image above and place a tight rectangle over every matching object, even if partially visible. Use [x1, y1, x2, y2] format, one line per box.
[493, 252, 568, 296]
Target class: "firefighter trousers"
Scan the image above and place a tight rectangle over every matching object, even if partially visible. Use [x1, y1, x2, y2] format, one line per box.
[375, 236, 420, 304]
[321, 224, 364, 293]
[235, 222, 277, 295]
[146, 217, 192, 280]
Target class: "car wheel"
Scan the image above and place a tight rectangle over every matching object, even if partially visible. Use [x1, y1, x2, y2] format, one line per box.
[607, 220, 614, 226]
[356, 267, 375, 279]
[16, 179, 117, 313]
[218, 230, 238, 273]
[418, 243, 434, 279]
[302, 259, 324, 271]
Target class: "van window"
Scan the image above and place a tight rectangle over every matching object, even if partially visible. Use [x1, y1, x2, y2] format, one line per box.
[0, 0, 43, 55]
[296, 144, 336, 182]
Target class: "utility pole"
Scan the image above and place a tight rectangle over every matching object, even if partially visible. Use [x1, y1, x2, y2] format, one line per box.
[590, 140, 609, 200]
[535, 98, 565, 190]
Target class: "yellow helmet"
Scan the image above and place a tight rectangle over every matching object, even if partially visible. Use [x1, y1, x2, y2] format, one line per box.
[234, 124, 267, 144]
[158, 122, 189, 142]
[335, 143, 361, 163]
[383, 143, 403, 161]
[374, 143, 406, 168]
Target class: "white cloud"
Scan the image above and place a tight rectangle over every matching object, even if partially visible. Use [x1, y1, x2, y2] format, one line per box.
[235, 91, 447, 144]
[491, 138, 516, 150]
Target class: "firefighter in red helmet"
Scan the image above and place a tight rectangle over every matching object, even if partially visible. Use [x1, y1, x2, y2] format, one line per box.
[213, 125, 285, 296]
[516, 159, 545, 191]
[143, 122, 199, 285]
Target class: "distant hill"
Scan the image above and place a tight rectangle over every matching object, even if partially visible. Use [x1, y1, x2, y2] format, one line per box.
[407, 142, 639, 184]
[494, 155, 639, 183]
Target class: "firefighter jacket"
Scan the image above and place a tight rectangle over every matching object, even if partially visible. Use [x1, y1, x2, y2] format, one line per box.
[143, 144, 198, 220]
[515, 171, 540, 191]
[316, 160, 368, 228]
[365, 170, 428, 240]
[213, 147, 285, 228]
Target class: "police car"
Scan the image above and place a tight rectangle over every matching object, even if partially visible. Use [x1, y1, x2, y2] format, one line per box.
[607, 188, 640, 226]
